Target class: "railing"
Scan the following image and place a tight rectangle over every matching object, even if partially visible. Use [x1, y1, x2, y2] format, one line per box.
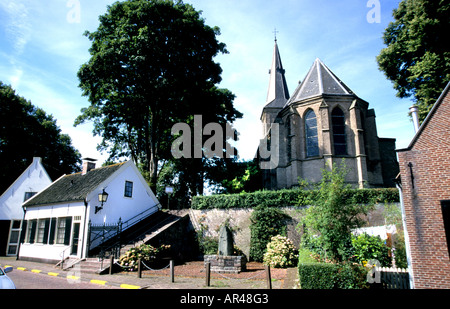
[120, 203, 161, 231]
[56, 247, 72, 269]
[88, 220, 122, 250]
[87, 204, 161, 259]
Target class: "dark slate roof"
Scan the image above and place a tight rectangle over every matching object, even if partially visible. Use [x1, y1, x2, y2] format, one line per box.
[264, 40, 290, 109]
[23, 162, 126, 207]
[286, 58, 355, 105]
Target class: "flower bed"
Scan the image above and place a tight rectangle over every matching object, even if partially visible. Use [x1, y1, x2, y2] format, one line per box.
[118, 244, 171, 271]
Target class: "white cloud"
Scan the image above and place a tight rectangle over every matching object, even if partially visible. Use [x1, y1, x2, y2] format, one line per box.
[0, 1, 31, 55]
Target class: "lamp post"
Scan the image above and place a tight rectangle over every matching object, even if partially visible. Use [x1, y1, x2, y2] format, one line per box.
[165, 186, 173, 210]
[95, 189, 109, 214]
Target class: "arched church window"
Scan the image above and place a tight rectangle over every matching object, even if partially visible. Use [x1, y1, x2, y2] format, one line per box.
[286, 115, 292, 162]
[305, 110, 319, 157]
[332, 107, 347, 155]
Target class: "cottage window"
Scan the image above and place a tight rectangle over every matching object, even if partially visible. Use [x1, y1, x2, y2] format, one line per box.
[56, 217, 72, 245]
[332, 107, 347, 155]
[56, 218, 66, 244]
[305, 110, 319, 157]
[36, 219, 49, 244]
[23, 192, 37, 202]
[124, 181, 133, 198]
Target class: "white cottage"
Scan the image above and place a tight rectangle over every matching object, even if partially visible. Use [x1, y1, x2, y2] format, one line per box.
[18, 159, 160, 263]
[0, 157, 52, 256]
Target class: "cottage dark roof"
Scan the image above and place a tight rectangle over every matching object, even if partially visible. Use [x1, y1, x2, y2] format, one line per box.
[23, 162, 126, 207]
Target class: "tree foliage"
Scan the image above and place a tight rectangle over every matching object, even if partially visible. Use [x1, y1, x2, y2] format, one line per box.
[300, 162, 374, 262]
[75, 0, 242, 191]
[0, 82, 81, 193]
[205, 158, 262, 194]
[377, 0, 450, 122]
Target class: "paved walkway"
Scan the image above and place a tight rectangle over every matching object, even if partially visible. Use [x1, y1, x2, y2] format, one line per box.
[0, 257, 298, 290]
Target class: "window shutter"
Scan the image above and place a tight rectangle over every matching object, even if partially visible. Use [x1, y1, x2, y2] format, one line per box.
[48, 218, 56, 245]
[19, 220, 27, 244]
[43, 218, 50, 244]
[64, 217, 72, 246]
[29, 220, 37, 244]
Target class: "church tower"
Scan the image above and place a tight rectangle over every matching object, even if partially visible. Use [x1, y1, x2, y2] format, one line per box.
[261, 39, 290, 137]
[259, 46, 399, 190]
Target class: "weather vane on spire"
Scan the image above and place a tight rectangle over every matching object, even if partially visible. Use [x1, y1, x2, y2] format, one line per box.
[273, 28, 279, 42]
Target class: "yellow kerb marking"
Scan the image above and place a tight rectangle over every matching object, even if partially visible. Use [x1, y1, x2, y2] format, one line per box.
[120, 284, 141, 289]
[31, 269, 42, 273]
[17, 267, 27, 271]
[90, 279, 107, 285]
[48, 272, 59, 277]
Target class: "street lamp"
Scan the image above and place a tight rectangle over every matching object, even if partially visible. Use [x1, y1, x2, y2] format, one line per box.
[95, 189, 109, 214]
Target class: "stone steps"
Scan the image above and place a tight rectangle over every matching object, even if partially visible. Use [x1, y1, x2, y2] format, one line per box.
[61, 258, 111, 274]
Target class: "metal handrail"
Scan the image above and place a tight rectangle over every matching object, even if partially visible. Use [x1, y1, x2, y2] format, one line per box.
[57, 247, 71, 269]
[121, 203, 161, 231]
[88, 204, 162, 259]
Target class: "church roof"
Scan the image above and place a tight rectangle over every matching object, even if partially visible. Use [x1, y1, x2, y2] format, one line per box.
[286, 58, 355, 105]
[264, 40, 290, 109]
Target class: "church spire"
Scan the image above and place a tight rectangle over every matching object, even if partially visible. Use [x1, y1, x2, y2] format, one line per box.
[265, 39, 290, 108]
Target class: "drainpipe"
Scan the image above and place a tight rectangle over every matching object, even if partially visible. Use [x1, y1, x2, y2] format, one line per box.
[16, 206, 27, 260]
[394, 180, 414, 289]
[81, 199, 89, 259]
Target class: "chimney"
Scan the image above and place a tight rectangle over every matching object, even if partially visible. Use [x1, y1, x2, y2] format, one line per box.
[81, 158, 97, 175]
[409, 105, 420, 133]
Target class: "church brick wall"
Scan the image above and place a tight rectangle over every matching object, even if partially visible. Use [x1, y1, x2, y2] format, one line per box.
[397, 85, 450, 289]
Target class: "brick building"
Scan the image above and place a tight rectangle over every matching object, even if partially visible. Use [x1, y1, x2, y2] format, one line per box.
[397, 82, 450, 289]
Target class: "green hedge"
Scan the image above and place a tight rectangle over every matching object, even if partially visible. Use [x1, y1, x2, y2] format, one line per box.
[191, 188, 399, 210]
[298, 262, 368, 289]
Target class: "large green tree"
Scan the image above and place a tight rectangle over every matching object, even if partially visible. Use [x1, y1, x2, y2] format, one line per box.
[75, 0, 242, 192]
[0, 82, 81, 193]
[377, 0, 450, 122]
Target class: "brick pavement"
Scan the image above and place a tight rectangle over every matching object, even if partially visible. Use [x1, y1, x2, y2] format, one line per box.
[0, 257, 297, 289]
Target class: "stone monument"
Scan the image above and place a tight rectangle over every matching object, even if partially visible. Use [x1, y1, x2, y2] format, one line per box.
[218, 225, 233, 256]
[204, 224, 246, 273]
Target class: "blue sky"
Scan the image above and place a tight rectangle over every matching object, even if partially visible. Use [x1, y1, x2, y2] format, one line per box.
[0, 0, 416, 165]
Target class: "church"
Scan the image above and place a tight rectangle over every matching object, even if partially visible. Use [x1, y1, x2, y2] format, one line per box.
[259, 40, 399, 190]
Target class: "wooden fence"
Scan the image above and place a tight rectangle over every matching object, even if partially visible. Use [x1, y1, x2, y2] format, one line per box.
[376, 267, 410, 289]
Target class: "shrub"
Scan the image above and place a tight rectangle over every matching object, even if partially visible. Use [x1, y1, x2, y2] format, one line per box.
[118, 243, 171, 271]
[263, 235, 298, 268]
[351, 233, 392, 267]
[197, 235, 219, 255]
[300, 162, 374, 262]
[298, 262, 368, 289]
[249, 205, 288, 262]
[298, 263, 336, 289]
[297, 247, 318, 264]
